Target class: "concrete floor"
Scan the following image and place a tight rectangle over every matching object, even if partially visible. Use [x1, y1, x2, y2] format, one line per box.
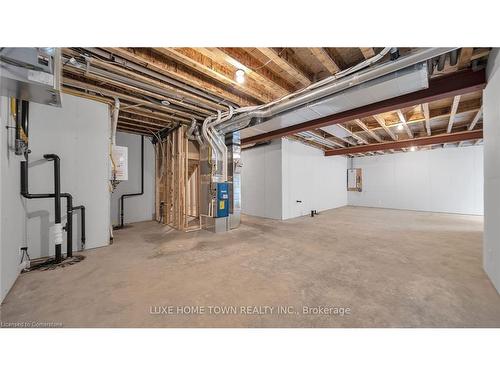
[1, 206, 499, 327]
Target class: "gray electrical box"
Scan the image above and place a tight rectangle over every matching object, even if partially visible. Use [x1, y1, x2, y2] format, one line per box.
[0, 47, 62, 106]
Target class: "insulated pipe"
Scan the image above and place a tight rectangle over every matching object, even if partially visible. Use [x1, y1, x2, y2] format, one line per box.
[119, 135, 144, 228]
[83, 48, 233, 109]
[215, 48, 457, 134]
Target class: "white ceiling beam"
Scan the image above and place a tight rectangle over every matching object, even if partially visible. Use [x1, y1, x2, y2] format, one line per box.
[468, 106, 483, 130]
[396, 110, 414, 139]
[447, 95, 461, 133]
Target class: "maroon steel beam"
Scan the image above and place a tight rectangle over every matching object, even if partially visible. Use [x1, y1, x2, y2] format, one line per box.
[241, 69, 486, 145]
[324, 129, 483, 156]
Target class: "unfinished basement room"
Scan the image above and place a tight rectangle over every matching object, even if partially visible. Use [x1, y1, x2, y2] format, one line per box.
[0, 45, 499, 333]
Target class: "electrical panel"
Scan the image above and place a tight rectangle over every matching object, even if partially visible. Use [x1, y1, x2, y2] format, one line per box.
[347, 168, 362, 192]
[0, 47, 62, 107]
[111, 145, 128, 181]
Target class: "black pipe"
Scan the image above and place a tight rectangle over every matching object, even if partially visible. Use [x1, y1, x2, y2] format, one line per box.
[21, 161, 86, 255]
[119, 135, 144, 228]
[43, 154, 62, 263]
[73, 205, 86, 248]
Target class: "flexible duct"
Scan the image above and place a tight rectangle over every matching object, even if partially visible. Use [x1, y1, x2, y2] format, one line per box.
[215, 48, 457, 134]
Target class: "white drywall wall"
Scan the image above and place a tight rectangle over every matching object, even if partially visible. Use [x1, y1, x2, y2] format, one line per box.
[484, 48, 500, 293]
[0, 97, 27, 302]
[281, 138, 348, 219]
[0, 93, 111, 302]
[26, 94, 111, 259]
[110, 131, 155, 226]
[241, 138, 347, 220]
[241, 140, 282, 219]
[348, 146, 484, 215]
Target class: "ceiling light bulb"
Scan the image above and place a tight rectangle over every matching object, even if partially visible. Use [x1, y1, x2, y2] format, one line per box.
[410, 146, 416, 152]
[161, 100, 170, 106]
[235, 69, 245, 84]
[397, 124, 404, 131]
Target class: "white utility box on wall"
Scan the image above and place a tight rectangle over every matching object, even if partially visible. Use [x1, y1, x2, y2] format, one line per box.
[111, 145, 128, 181]
[347, 168, 362, 192]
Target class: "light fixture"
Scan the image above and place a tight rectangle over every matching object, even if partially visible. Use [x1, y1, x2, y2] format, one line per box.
[397, 124, 404, 131]
[235, 69, 245, 84]
[161, 100, 170, 106]
[410, 146, 416, 152]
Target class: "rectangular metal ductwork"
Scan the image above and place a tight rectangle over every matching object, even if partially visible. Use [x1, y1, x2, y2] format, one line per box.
[240, 62, 429, 139]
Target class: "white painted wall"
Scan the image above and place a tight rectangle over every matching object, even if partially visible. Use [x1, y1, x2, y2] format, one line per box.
[348, 146, 484, 215]
[26, 94, 111, 258]
[282, 138, 348, 219]
[484, 48, 500, 293]
[0, 93, 111, 302]
[241, 140, 282, 219]
[110, 131, 155, 226]
[241, 138, 347, 220]
[0, 97, 27, 302]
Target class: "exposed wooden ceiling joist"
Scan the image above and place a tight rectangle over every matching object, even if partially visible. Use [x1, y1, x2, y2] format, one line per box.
[62, 48, 226, 113]
[241, 69, 486, 145]
[63, 65, 213, 117]
[103, 47, 257, 107]
[325, 130, 483, 156]
[353, 119, 382, 142]
[154, 47, 275, 103]
[62, 77, 197, 122]
[457, 48, 474, 70]
[336, 123, 369, 144]
[309, 48, 340, 75]
[373, 114, 397, 140]
[212, 48, 294, 96]
[256, 48, 312, 87]
[360, 48, 376, 59]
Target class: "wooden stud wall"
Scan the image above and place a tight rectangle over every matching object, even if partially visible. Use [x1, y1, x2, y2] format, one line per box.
[156, 128, 200, 231]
